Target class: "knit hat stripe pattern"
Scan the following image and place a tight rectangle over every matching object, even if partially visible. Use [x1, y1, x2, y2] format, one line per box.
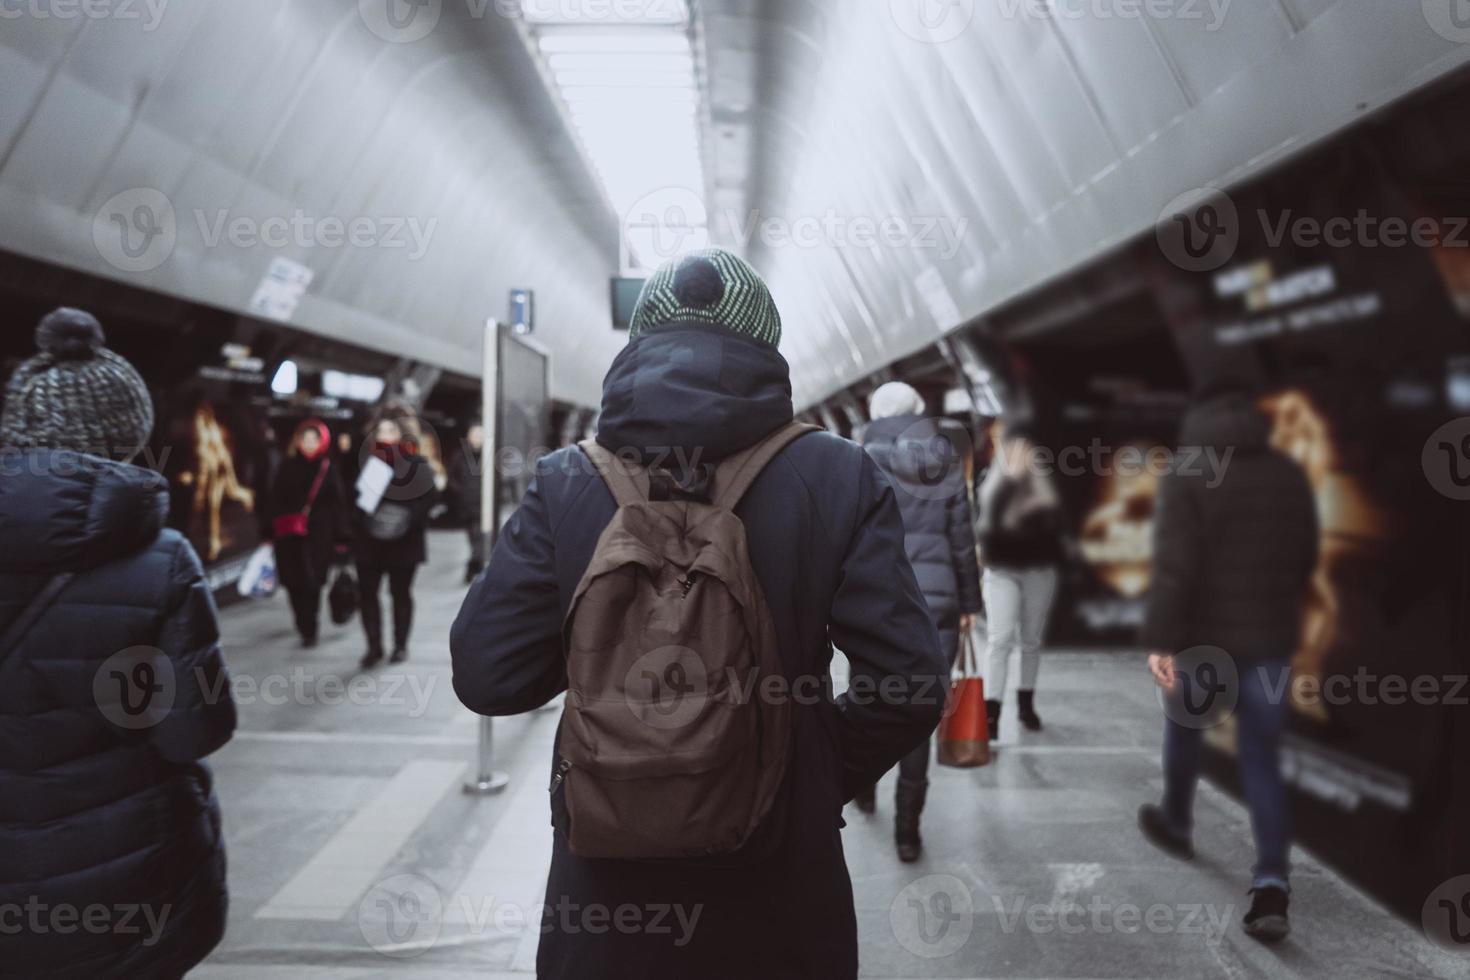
[628, 248, 782, 346]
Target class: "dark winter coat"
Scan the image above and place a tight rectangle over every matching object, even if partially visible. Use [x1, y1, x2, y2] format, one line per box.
[1141, 395, 1320, 661]
[449, 448, 484, 526]
[451, 326, 948, 980]
[0, 450, 236, 979]
[263, 453, 351, 591]
[862, 415, 983, 660]
[976, 467, 1066, 570]
[353, 447, 437, 568]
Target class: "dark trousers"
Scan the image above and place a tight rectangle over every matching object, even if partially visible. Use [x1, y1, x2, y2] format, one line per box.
[285, 585, 322, 641]
[467, 525, 487, 572]
[357, 560, 418, 653]
[1163, 659, 1293, 889]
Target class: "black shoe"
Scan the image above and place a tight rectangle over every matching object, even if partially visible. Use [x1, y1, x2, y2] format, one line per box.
[895, 821, 922, 863]
[1243, 886, 1290, 943]
[853, 787, 876, 815]
[360, 649, 384, 670]
[985, 700, 1001, 742]
[1138, 804, 1194, 860]
[390, 647, 409, 664]
[1017, 690, 1043, 731]
[301, 635, 318, 650]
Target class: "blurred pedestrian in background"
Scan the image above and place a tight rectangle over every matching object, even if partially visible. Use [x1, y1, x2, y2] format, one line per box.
[0, 309, 237, 979]
[1139, 383, 1319, 944]
[450, 421, 487, 584]
[977, 418, 1065, 739]
[354, 405, 437, 668]
[853, 381, 983, 862]
[262, 418, 352, 648]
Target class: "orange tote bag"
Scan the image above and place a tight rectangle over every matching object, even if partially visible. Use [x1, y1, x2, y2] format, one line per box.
[938, 631, 991, 768]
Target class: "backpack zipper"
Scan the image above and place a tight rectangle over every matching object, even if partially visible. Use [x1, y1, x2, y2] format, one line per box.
[679, 572, 699, 598]
[549, 759, 572, 793]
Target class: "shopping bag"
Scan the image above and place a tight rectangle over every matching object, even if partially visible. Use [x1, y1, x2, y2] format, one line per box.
[329, 567, 359, 626]
[237, 544, 278, 599]
[938, 631, 991, 768]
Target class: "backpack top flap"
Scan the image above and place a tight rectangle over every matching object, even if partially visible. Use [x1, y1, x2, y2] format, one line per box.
[558, 421, 817, 860]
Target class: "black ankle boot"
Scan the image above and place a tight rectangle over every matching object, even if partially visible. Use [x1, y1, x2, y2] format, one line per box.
[1017, 690, 1042, 731]
[895, 781, 926, 862]
[986, 699, 1001, 741]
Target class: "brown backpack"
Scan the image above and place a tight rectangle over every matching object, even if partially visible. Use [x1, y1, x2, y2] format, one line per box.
[555, 422, 818, 860]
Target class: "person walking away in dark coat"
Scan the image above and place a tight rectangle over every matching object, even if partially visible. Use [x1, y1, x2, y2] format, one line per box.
[976, 418, 1065, 738]
[450, 249, 949, 980]
[355, 407, 437, 668]
[1137, 385, 1319, 944]
[852, 381, 982, 862]
[449, 422, 486, 584]
[0, 309, 237, 979]
[263, 418, 351, 647]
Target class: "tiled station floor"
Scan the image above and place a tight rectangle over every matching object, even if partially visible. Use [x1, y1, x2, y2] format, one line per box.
[194, 534, 1460, 980]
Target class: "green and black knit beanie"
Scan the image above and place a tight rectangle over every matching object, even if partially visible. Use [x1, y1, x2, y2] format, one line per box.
[0, 308, 155, 459]
[628, 248, 782, 347]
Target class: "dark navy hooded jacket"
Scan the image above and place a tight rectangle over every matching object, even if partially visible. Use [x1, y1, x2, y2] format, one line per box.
[451, 326, 947, 980]
[0, 450, 236, 980]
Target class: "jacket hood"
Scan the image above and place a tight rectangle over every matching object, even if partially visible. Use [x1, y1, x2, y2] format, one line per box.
[596, 325, 795, 464]
[1181, 394, 1271, 455]
[863, 415, 965, 487]
[0, 450, 168, 573]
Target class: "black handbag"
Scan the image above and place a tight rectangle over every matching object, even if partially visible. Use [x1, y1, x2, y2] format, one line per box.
[329, 567, 359, 626]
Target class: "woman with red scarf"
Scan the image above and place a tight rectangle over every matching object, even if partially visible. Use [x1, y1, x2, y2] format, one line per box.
[354, 409, 438, 667]
[263, 419, 351, 647]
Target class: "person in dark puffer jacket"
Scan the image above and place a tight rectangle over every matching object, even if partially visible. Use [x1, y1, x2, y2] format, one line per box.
[0, 309, 237, 980]
[1137, 385, 1319, 945]
[852, 381, 982, 862]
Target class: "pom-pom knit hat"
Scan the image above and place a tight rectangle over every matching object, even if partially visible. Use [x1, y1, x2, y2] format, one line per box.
[628, 248, 782, 347]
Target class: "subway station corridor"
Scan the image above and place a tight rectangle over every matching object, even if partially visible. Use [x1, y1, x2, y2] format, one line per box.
[183, 536, 1460, 980]
[2, 3, 1469, 978]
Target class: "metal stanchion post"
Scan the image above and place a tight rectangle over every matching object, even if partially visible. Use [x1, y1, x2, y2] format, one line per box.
[465, 317, 510, 797]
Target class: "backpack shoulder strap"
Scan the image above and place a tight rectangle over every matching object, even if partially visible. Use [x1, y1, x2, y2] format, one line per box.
[713, 422, 822, 511]
[579, 439, 649, 508]
[0, 573, 75, 679]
